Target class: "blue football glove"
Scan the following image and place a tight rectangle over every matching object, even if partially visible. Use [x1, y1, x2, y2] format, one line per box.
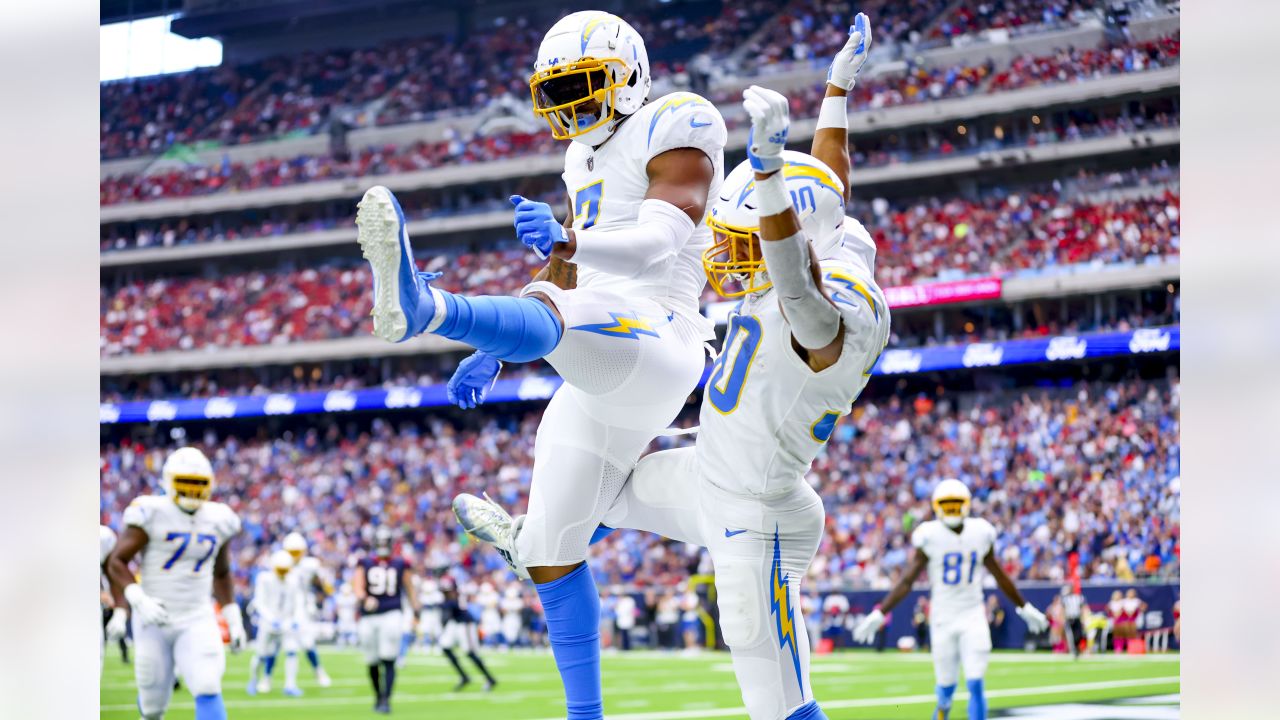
[827, 12, 872, 91]
[510, 195, 568, 260]
[447, 351, 503, 410]
[743, 85, 790, 174]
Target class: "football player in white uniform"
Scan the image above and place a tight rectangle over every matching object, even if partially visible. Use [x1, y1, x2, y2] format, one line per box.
[417, 574, 445, 651]
[245, 549, 306, 697]
[104, 447, 245, 720]
[336, 583, 359, 646]
[447, 16, 882, 720]
[853, 479, 1050, 720]
[355, 10, 725, 718]
[282, 531, 334, 687]
[101, 524, 119, 672]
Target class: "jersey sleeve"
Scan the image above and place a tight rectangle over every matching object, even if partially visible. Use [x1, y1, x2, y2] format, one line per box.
[820, 258, 889, 370]
[209, 503, 241, 541]
[643, 92, 727, 166]
[979, 518, 998, 555]
[121, 497, 158, 536]
[910, 522, 932, 553]
[100, 526, 118, 564]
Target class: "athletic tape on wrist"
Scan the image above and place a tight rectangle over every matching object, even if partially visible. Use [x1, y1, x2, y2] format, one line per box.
[816, 96, 849, 130]
[753, 172, 791, 217]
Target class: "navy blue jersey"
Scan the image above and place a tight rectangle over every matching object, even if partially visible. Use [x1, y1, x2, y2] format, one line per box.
[443, 597, 473, 624]
[360, 556, 407, 615]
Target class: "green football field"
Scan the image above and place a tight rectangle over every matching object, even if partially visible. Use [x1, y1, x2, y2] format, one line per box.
[100, 647, 1179, 719]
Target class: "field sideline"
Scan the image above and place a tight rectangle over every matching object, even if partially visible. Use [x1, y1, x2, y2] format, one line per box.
[100, 647, 1179, 719]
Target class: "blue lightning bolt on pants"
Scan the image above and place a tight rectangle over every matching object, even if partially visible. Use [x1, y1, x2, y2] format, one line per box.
[600, 447, 828, 720]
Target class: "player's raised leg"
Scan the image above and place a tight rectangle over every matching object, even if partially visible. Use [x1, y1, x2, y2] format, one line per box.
[356, 185, 564, 356]
[598, 445, 705, 546]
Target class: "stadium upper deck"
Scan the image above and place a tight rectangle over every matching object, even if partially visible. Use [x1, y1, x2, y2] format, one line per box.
[101, 1, 1175, 160]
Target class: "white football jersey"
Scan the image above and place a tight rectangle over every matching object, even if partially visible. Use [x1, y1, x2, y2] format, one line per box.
[697, 250, 890, 497]
[912, 518, 998, 625]
[419, 578, 444, 607]
[121, 495, 240, 624]
[287, 556, 325, 617]
[252, 570, 304, 625]
[336, 591, 358, 624]
[561, 91, 726, 323]
[100, 525, 117, 565]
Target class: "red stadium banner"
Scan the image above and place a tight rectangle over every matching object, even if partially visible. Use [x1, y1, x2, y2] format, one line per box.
[882, 276, 1003, 309]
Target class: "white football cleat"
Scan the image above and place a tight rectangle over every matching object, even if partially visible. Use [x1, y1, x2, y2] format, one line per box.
[256, 676, 271, 694]
[315, 668, 332, 688]
[355, 186, 438, 343]
[452, 493, 530, 580]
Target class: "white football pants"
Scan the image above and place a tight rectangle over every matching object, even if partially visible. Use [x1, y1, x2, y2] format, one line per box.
[514, 281, 708, 568]
[602, 446, 825, 720]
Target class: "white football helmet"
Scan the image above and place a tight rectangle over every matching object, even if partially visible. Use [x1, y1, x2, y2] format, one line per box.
[161, 446, 215, 513]
[270, 549, 295, 578]
[283, 532, 307, 561]
[931, 478, 972, 528]
[530, 11, 651, 145]
[704, 151, 846, 297]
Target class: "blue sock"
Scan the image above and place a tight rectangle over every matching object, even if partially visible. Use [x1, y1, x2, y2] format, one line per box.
[936, 684, 956, 718]
[400, 632, 413, 658]
[536, 563, 602, 720]
[432, 291, 562, 362]
[193, 694, 227, 720]
[263, 654, 276, 677]
[966, 679, 987, 720]
[306, 648, 320, 669]
[588, 525, 615, 546]
[786, 701, 828, 719]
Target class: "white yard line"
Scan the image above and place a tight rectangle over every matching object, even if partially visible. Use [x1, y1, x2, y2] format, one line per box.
[100, 675, 1179, 716]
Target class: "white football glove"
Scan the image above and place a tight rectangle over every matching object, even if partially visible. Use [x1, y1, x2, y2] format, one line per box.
[827, 12, 873, 91]
[743, 85, 790, 174]
[222, 603, 247, 653]
[124, 583, 169, 626]
[852, 607, 885, 644]
[105, 607, 129, 641]
[1016, 603, 1049, 634]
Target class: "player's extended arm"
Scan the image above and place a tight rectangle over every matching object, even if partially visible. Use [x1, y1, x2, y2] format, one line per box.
[213, 543, 247, 650]
[744, 85, 845, 371]
[878, 548, 930, 615]
[984, 551, 1049, 633]
[519, 148, 715, 275]
[812, 12, 871, 202]
[852, 548, 927, 643]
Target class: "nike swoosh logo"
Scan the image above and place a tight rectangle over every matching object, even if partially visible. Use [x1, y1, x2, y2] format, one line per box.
[724, 529, 747, 538]
[690, 119, 712, 128]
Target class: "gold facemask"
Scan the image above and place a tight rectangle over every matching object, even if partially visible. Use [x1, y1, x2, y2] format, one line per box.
[529, 58, 628, 140]
[703, 215, 772, 298]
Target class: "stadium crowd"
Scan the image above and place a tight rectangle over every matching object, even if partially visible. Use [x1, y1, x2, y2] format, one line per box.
[100, 30, 1178, 206]
[101, 0, 1147, 159]
[98, 376, 1179, 604]
[100, 186, 1179, 357]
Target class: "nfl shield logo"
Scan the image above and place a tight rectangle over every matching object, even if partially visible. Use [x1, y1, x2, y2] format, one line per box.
[587, 156, 594, 171]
